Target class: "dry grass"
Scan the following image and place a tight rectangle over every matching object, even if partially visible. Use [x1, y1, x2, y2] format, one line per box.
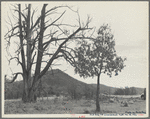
[4, 98, 146, 114]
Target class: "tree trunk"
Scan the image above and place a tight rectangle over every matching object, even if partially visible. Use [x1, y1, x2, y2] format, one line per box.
[96, 73, 100, 112]
[22, 90, 37, 103]
[26, 4, 32, 88]
[22, 86, 37, 103]
[21, 4, 35, 103]
[22, 76, 37, 103]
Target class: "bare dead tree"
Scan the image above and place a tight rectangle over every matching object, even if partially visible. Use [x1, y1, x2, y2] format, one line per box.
[5, 4, 93, 103]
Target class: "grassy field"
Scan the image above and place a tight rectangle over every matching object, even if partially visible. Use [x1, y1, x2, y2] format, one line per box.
[4, 96, 146, 114]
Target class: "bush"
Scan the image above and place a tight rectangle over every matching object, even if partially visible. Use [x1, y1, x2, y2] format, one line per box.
[83, 109, 90, 114]
[114, 89, 124, 95]
[56, 92, 60, 97]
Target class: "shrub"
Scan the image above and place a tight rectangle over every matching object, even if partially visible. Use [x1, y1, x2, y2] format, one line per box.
[56, 92, 60, 97]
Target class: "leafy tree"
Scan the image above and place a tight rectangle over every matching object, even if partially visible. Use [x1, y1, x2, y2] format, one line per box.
[4, 4, 93, 102]
[73, 24, 126, 112]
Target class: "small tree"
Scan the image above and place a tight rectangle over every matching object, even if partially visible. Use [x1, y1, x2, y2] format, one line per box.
[73, 24, 126, 112]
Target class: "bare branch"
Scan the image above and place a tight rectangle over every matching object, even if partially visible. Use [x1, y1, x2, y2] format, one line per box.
[72, 36, 95, 41]
[31, 30, 40, 53]
[54, 55, 64, 59]
[31, 9, 36, 28]
[54, 23, 79, 28]
[38, 27, 81, 79]
[10, 4, 18, 9]
[5, 31, 20, 39]
[33, 54, 63, 65]
[45, 5, 66, 15]
[9, 57, 23, 66]
[18, 4, 26, 73]
[5, 25, 19, 37]
[43, 53, 53, 56]
[62, 46, 76, 53]
[55, 25, 69, 37]
[14, 9, 27, 21]
[5, 72, 23, 83]
[85, 15, 92, 28]
[33, 61, 48, 64]
[29, 52, 37, 70]
[44, 10, 66, 30]
[76, 9, 81, 27]
[43, 30, 58, 39]
[31, 16, 41, 30]
[60, 49, 76, 66]
[90, 26, 96, 37]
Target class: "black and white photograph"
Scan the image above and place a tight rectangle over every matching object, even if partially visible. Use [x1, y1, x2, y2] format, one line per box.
[1, 1, 149, 118]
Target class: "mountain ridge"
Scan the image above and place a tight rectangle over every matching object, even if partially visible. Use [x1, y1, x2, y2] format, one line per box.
[5, 69, 144, 99]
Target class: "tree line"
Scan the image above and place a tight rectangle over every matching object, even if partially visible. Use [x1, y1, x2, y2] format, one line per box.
[113, 87, 137, 95]
[5, 80, 95, 100]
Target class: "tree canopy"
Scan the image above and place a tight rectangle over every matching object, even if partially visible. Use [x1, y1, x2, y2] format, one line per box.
[74, 24, 126, 78]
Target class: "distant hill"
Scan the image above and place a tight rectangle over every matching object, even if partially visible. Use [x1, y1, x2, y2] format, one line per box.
[5, 69, 144, 99]
[39, 69, 92, 96]
[89, 84, 119, 94]
[43, 69, 87, 89]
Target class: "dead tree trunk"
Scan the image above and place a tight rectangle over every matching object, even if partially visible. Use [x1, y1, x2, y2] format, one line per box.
[20, 4, 36, 103]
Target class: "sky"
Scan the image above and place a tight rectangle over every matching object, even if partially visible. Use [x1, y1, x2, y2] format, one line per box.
[2, 2, 149, 88]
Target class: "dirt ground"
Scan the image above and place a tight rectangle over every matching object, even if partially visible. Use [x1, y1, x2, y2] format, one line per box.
[4, 97, 146, 115]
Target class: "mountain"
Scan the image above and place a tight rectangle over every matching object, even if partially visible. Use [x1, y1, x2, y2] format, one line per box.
[40, 69, 93, 94]
[5, 69, 145, 99]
